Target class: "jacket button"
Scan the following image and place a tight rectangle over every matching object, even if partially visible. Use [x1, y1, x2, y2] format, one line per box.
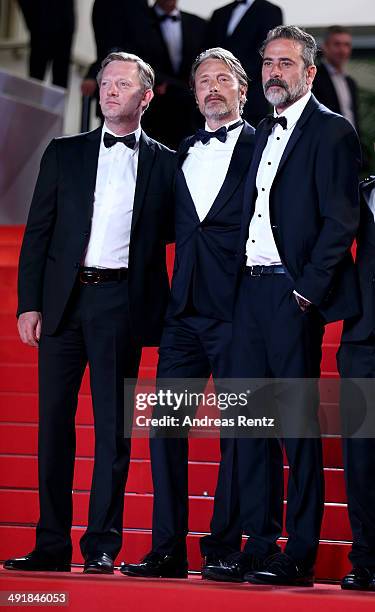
[198, 227, 203, 232]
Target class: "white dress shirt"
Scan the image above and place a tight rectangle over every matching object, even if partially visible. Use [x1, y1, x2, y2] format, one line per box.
[155, 5, 183, 74]
[227, 0, 256, 37]
[246, 91, 312, 266]
[324, 61, 355, 128]
[182, 119, 243, 221]
[84, 124, 141, 269]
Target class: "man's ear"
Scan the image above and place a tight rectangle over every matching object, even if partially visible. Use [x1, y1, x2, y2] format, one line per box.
[142, 88, 154, 111]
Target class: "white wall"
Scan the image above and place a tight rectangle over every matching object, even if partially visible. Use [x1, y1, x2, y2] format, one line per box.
[74, 0, 375, 64]
[179, 0, 375, 24]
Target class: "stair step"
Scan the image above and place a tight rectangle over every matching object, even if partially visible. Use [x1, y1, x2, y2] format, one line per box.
[0, 455, 347, 501]
[0, 525, 352, 581]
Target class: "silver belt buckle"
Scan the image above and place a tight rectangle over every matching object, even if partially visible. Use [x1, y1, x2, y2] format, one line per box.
[250, 265, 263, 276]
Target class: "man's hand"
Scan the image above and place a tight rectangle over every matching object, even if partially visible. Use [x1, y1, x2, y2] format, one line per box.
[81, 78, 97, 97]
[18, 311, 42, 347]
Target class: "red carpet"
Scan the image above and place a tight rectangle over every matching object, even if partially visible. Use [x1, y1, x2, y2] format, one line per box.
[1, 569, 374, 612]
[0, 226, 362, 592]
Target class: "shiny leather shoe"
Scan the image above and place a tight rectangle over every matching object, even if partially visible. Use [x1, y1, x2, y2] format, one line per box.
[3, 551, 71, 572]
[83, 552, 114, 574]
[246, 552, 314, 586]
[202, 551, 265, 582]
[120, 551, 188, 578]
[341, 566, 375, 590]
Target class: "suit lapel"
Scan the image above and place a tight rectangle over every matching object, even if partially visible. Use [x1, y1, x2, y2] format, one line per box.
[206, 123, 255, 220]
[82, 127, 102, 222]
[274, 95, 318, 179]
[131, 131, 156, 234]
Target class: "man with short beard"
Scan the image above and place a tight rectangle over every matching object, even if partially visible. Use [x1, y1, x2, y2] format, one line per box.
[219, 26, 360, 586]
[120, 48, 255, 579]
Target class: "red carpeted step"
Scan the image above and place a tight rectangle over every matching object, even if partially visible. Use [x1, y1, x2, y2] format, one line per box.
[0, 525, 353, 581]
[0, 454, 347, 501]
[0, 487, 352, 541]
[0, 422, 345, 466]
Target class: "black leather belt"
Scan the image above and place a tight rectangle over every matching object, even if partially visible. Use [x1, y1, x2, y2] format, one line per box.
[245, 265, 286, 276]
[79, 267, 128, 284]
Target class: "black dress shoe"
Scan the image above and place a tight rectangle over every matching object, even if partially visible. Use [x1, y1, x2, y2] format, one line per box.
[246, 552, 314, 586]
[120, 551, 188, 578]
[3, 551, 71, 572]
[202, 551, 265, 583]
[341, 566, 375, 590]
[83, 552, 114, 574]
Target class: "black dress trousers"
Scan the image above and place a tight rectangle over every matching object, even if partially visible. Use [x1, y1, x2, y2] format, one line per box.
[231, 272, 325, 568]
[337, 336, 375, 569]
[36, 278, 141, 560]
[150, 314, 242, 559]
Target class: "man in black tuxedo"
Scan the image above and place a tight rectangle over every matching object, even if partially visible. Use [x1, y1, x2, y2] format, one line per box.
[313, 26, 360, 134]
[207, 0, 283, 127]
[121, 48, 255, 579]
[17, 0, 75, 88]
[3, 52, 175, 574]
[81, 0, 149, 99]
[135, 0, 207, 148]
[217, 26, 360, 586]
[338, 176, 375, 591]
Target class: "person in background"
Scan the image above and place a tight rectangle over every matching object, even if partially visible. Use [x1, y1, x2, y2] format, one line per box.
[17, 0, 75, 88]
[3, 51, 175, 575]
[338, 175, 375, 591]
[207, 0, 283, 127]
[313, 26, 360, 134]
[135, 0, 208, 149]
[81, 0, 149, 100]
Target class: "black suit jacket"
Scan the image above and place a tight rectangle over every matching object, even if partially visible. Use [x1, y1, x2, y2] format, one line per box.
[313, 62, 360, 135]
[86, 0, 149, 80]
[135, 7, 208, 148]
[239, 95, 361, 323]
[341, 177, 375, 342]
[207, 0, 283, 126]
[17, 128, 176, 346]
[168, 122, 256, 321]
[17, 0, 74, 34]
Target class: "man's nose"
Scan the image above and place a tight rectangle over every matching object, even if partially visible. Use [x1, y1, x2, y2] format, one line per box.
[208, 79, 219, 92]
[270, 63, 281, 78]
[108, 82, 119, 95]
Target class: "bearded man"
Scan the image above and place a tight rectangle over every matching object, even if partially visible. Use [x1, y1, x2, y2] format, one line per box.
[211, 25, 361, 586]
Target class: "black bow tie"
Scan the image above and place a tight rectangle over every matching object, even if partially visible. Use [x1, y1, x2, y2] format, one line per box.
[235, 0, 248, 4]
[158, 13, 180, 22]
[264, 114, 288, 131]
[194, 119, 243, 145]
[103, 132, 137, 149]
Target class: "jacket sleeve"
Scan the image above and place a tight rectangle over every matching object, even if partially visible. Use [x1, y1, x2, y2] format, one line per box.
[17, 139, 58, 316]
[293, 117, 361, 305]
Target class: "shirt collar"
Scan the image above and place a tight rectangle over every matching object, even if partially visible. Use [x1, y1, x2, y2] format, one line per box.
[274, 90, 311, 131]
[101, 123, 142, 149]
[323, 60, 346, 77]
[154, 5, 180, 18]
[205, 118, 243, 133]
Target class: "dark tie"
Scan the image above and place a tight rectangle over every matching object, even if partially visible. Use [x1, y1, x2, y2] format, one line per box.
[103, 132, 137, 149]
[194, 119, 244, 145]
[264, 114, 288, 131]
[235, 0, 248, 4]
[158, 13, 181, 22]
